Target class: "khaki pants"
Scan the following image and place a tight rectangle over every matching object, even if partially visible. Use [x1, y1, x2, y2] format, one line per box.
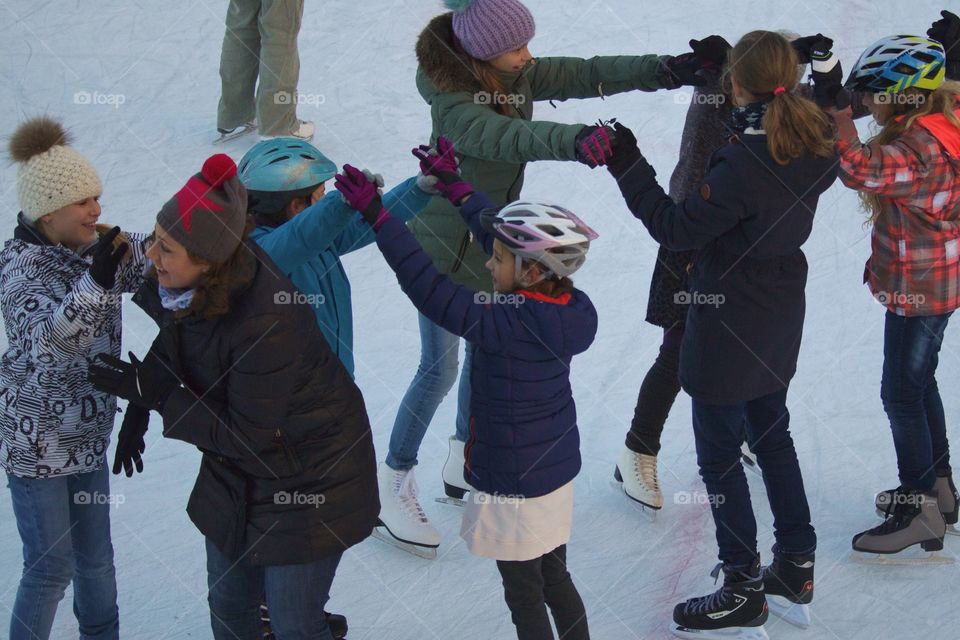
[217, 0, 304, 135]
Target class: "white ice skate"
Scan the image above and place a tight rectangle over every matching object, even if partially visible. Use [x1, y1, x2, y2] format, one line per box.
[615, 447, 663, 512]
[259, 119, 314, 142]
[435, 436, 473, 507]
[372, 463, 441, 559]
[213, 120, 256, 144]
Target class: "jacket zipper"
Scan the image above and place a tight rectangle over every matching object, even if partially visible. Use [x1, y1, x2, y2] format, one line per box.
[463, 416, 476, 476]
[450, 231, 472, 274]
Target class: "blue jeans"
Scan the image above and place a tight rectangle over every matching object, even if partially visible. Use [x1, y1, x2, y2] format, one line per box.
[692, 388, 816, 569]
[881, 310, 953, 491]
[206, 539, 342, 640]
[387, 312, 474, 470]
[6, 465, 119, 640]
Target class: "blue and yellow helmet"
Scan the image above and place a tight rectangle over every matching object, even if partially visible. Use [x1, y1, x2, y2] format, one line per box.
[845, 35, 946, 94]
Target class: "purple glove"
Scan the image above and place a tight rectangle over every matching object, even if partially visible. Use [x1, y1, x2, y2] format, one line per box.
[334, 165, 390, 230]
[411, 136, 475, 205]
[574, 124, 615, 168]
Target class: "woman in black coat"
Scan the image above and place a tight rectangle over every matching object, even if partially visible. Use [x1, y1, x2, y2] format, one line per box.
[606, 31, 837, 637]
[89, 154, 378, 640]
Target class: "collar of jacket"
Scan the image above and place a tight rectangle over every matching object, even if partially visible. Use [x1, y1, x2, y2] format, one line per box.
[13, 212, 101, 258]
[518, 289, 572, 305]
[416, 13, 483, 94]
[133, 280, 178, 328]
[13, 213, 54, 246]
[915, 107, 960, 159]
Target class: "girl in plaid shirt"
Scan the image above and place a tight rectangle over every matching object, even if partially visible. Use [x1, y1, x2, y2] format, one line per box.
[815, 29, 960, 558]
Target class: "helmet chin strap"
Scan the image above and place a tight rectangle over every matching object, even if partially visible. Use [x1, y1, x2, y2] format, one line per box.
[514, 254, 550, 287]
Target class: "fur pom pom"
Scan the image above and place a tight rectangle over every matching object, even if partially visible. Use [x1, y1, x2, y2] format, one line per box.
[443, 0, 475, 12]
[9, 116, 71, 164]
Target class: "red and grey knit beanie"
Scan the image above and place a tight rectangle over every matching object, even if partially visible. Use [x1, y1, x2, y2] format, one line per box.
[156, 154, 247, 264]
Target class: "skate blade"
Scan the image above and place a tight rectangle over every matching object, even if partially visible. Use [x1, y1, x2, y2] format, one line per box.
[610, 480, 661, 517]
[435, 496, 467, 507]
[766, 595, 811, 629]
[946, 524, 959, 537]
[213, 124, 256, 144]
[671, 622, 769, 639]
[851, 549, 955, 566]
[370, 528, 438, 560]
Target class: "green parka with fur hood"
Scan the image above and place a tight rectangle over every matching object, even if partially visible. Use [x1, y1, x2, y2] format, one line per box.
[409, 11, 670, 291]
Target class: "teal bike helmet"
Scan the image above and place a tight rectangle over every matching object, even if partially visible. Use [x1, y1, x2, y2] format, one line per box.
[844, 35, 946, 93]
[238, 138, 337, 216]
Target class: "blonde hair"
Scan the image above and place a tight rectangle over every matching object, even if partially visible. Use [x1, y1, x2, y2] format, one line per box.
[860, 81, 960, 223]
[725, 30, 836, 165]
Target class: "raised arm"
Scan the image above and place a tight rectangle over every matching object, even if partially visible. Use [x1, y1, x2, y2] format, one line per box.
[831, 109, 929, 198]
[2, 227, 130, 364]
[331, 176, 432, 256]
[252, 191, 356, 272]
[333, 163, 517, 351]
[524, 54, 666, 101]
[607, 123, 745, 251]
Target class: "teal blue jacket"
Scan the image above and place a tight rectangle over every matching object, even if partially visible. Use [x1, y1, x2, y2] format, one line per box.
[252, 177, 430, 377]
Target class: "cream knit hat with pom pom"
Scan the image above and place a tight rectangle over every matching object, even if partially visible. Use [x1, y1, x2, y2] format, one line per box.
[9, 116, 102, 223]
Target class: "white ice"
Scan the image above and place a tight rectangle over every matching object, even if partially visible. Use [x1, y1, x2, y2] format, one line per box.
[1, 1, 958, 638]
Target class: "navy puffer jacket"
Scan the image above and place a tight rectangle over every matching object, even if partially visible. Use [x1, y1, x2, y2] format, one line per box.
[375, 192, 597, 499]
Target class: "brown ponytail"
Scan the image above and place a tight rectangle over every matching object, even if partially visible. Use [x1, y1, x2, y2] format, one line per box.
[726, 31, 835, 165]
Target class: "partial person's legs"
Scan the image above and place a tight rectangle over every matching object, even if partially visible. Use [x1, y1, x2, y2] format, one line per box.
[217, 0, 261, 130]
[255, 0, 305, 135]
[69, 465, 120, 640]
[387, 313, 462, 471]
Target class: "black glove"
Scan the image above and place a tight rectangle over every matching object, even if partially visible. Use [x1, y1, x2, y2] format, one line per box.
[929, 10, 960, 78]
[607, 122, 642, 174]
[791, 34, 834, 65]
[809, 42, 850, 109]
[112, 404, 149, 477]
[689, 35, 732, 71]
[88, 350, 181, 412]
[88, 226, 129, 290]
[575, 122, 616, 168]
[659, 36, 732, 89]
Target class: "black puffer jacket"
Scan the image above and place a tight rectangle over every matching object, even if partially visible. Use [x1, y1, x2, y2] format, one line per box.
[134, 243, 378, 565]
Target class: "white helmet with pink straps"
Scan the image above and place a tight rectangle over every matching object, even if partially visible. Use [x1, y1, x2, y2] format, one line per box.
[480, 201, 599, 280]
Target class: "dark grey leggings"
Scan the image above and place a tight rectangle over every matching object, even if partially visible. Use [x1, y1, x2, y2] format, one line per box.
[495, 545, 589, 640]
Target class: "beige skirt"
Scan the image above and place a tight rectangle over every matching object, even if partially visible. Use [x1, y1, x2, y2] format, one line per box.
[460, 482, 574, 562]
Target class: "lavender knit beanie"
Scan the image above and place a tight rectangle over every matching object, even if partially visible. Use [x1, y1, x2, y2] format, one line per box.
[444, 0, 535, 61]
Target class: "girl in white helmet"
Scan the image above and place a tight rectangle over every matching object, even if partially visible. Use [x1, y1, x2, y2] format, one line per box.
[336, 137, 598, 640]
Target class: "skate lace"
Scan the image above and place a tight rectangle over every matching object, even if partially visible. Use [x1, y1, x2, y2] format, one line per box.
[396, 469, 430, 524]
[683, 563, 751, 615]
[636, 454, 660, 492]
[684, 584, 732, 614]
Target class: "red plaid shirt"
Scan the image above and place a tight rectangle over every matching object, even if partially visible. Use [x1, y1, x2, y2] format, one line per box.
[835, 108, 960, 316]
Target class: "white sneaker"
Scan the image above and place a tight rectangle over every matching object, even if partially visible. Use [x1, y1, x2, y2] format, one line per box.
[615, 447, 663, 510]
[374, 463, 441, 555]
[440, 436, 473, 502]
[260, 119, 314, 141]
